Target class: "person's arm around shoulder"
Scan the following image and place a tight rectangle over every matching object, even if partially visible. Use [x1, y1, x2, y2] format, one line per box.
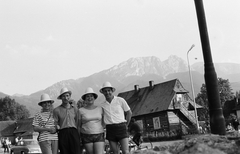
[77, 108, 82, 135]
[53, 107, 60, 131]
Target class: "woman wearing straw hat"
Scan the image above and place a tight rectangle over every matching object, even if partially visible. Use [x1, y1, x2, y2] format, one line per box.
[99, 82, 132, 154]
[53, 87, 81, 154]
[79, 87, 105, 154]
[32, 94, 58, 154]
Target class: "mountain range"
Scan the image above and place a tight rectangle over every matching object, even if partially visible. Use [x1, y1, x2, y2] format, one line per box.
[1, 55, 240, 116]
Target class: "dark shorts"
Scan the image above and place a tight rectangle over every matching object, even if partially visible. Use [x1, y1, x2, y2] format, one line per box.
[106, 122, 128, 142]
[81, 133, 105, 144]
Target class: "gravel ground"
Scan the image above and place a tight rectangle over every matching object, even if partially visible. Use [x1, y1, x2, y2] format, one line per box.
[131, 132, 240, 154]
[1, 133, 240, 154]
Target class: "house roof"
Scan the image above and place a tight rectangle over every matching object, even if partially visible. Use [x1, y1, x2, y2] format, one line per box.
[14, 118, 34, 134]
[0, 121, 16, 137]
[118, 79, 188, 116]
[188, 101, 203, 109]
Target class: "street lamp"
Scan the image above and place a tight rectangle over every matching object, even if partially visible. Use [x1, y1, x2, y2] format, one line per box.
[187, 44, 200, 132]
[194, 0, 226, 135]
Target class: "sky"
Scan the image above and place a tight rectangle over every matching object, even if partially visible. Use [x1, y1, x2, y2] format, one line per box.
[0, 0, 240, 95]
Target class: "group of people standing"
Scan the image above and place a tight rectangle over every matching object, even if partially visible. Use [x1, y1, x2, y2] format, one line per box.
[32, 81, 133, 154]
[1, 137, 11, 153]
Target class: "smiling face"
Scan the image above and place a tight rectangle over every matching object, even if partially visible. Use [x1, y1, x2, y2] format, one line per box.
[84, 94, 95, 106]
[60, 92, 71, 104]
[102, 87, 114, 100]
[41, 101, 52, 111]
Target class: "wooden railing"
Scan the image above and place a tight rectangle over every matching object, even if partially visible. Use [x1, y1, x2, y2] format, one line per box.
[179, 103, 197, 125]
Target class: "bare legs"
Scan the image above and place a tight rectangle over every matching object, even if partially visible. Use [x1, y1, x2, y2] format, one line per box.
[109, 138, 129, 154]
[84, 142, 105, 154]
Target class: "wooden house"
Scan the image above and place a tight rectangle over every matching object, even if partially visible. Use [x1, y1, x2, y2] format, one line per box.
[14, 117, 38, 140]
[0, 118, 38, 145]
[0, 121, 16, 143]
[118, 79, 202, 140]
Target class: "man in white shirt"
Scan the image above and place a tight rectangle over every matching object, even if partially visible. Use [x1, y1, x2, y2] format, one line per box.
[100, 82, 132, 154]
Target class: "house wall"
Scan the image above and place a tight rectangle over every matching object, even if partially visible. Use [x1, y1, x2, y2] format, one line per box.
[133, 111, 181, 138]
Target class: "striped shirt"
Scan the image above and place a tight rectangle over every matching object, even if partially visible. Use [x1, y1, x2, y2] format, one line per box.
[32, 112, 58, 142]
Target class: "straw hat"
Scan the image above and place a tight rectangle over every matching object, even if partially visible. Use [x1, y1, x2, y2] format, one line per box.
[99, 81, 116, 93]
[38, 94, 54, 106]
[57, 87, 72, 100]
[81, 87, 98, 100]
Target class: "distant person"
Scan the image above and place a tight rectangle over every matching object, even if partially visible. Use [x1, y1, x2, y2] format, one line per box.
[0, 138, 4, 151]
[18, 137, 23, 145]
[100, 82, 132, 154]
[79, 87, 105, 154]
[15, 137, 18, 146]
[199, 125, 203, 134]
[226, 123, 233, 132]
[32, 93, 58, 154]
[53, 87, 81, 154]
[129, 118, 142, 148]
[4, 137, 10, 153]
[2, 138, 7, 153]
[233, 119, 239, 131]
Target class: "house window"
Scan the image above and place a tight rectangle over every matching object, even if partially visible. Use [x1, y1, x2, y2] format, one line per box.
[153, 117, 161, 129]
[176, 94, 182, 103]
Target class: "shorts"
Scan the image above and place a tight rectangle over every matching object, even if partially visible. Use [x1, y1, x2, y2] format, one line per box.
[81, 133, 105, 144]
[106, 122, 128, 142]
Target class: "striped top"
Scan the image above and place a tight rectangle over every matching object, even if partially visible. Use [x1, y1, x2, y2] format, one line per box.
[32, 111, 58, 142]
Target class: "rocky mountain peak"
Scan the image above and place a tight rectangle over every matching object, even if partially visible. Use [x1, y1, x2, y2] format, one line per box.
[2, 55, 240, 116]
[105, 55, 187, 81]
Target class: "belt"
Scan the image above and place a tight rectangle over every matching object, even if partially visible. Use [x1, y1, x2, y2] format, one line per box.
[106, 122, 126, 127]
[59, 127, 76, 131]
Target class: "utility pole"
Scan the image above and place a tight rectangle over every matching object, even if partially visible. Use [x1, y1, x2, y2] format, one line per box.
[187, 44, 200, 132]
[194, 0, 226, 135]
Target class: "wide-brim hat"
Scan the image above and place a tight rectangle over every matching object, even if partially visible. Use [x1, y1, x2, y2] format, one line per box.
[57, 87, 72, 100]
[81, 87, 98, 100]
[99, 81, 116, 93]
[38, 94, 54, 106]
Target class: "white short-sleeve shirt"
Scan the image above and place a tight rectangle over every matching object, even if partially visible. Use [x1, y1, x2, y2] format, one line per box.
[101, 96, 130, 125]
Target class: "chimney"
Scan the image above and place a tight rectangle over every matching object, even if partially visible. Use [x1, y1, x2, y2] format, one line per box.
[149, 80, 154, 90]
[134, 85, 139, 92]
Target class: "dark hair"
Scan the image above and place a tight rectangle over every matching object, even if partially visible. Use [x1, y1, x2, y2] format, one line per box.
[131, 118, 136, 123]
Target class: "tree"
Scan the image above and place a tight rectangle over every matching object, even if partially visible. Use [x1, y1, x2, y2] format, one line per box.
[218, 78, 234, 106]
[195, 78, 234, 123]
[0, 96, 30, 121]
